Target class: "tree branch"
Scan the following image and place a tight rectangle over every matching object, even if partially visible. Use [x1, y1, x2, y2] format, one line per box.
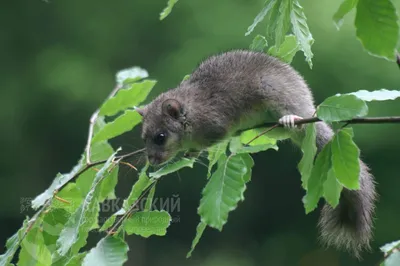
[250, 116, 400, 129]
[244, 116, 400, 145]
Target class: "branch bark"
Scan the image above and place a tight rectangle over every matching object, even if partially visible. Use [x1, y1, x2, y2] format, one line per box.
[244, 116, 400, 145]
[250, 116, 400, 129]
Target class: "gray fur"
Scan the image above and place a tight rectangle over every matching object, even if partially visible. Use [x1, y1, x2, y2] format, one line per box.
[139, 50, 376, 256]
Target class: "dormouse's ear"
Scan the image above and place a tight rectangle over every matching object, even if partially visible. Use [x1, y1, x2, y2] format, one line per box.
[135, 106, 147, 117]
[162, 99, 182, 119]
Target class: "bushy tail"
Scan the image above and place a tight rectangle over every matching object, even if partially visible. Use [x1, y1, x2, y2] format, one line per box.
[315, 122, 377, 258]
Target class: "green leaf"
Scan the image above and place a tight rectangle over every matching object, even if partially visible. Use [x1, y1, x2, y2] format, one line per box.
[246, 0, 278, 36]
[116, 66, 148, 86]
[381, 240, 400, 253]
[274, 0, 291, 48]
[75, 169, 98, 198]
[99, 80, 156, 116]
[18, 227, 52, 266]
[100, 214, 118, 232]
[298, 123, 317, 189]
[246, 0, 292, 49]
[52, 252, 87, 266]
[333, 0, 358, 29]
[241, 153, 254, 183]
[331, 128, 360, 189]
[317, 94, 368, 122]
[348, 89, 400, 102]
[182, 74, 191, 82]
[144, 185, 156, 211]
[198, 153, 253, 230]
[355, 0, 399, 60]
[57, 153, 117, 256]
[101, 164, 151, 232]
[290, 0, 314, 68]
[99, 166, 119, 201]
[229, 137, 245, 154]
[239, 129, 278, 146]
[41, 208, 69, 254]
[123, 164, 151, 210]
[230, 136, 277, 154]
[56, 201, 99, 256]
[0, 219, 29, 265]
[236, 143, 277, 154]
[83, 237, 128, 266]
[264, 0, 281, 40]
[186, 221, 206, 258]
[383, 252, 400, 266]
[207, 140, 228, 178]
[230, 129, 278, 154]
[160, 0, 179, 20]
[77, 141, 118, 203]
[99, 208, 126, 233]
[32, 157, 84, 210]
[268, 35, 300, 63]
[249, 35, 268, 52]
[261, 127, 292, 141]
[323, 169, 343, 208]
[303, 142, 332, 213]
[51, 183, 84, 214]
[64, 253, 87, 266]
[149, 158, 195, 179]
[124, 211, 171, 237]
[92, 110, 142, 143]
[88, 137, 115, 166]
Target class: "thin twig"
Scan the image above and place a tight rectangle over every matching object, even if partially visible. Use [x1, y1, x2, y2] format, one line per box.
[245, 124, 279, 145]
[116, 148, 146, 160]
[107, 181, 157, 236]
[119, 161, 138, 171]
[58, 148, 146, 192]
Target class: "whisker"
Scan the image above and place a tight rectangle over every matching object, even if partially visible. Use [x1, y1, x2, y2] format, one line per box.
[175, 169, 182, 182]
[193, 158, 208, 169]
[120, 143, 141, 151]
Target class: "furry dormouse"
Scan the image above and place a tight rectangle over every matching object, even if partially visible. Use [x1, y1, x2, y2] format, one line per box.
[137, 50, 376, 258]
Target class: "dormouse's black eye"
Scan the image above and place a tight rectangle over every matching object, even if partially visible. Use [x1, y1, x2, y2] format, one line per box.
[153, 133, 166, 146]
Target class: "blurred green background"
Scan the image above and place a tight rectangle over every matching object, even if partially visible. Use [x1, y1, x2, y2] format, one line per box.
[1, 0, 400, 265]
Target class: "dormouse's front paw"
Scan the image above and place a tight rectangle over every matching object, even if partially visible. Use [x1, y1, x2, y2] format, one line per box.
[279, 115, 303, 129]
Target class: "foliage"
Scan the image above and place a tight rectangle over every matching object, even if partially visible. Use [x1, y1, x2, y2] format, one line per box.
[1, 0, 400, 265]
[245, 0, 399, 66]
